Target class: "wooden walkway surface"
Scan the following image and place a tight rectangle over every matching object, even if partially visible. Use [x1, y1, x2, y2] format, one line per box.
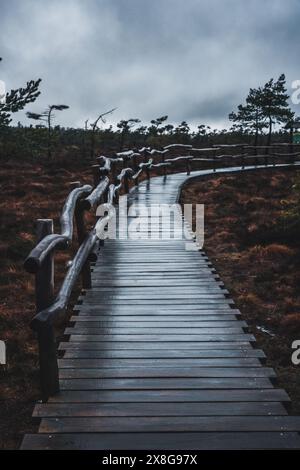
[22, 168, 300, 449]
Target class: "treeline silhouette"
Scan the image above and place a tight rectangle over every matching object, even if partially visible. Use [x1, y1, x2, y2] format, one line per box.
[0, 119, 294, 163]
[0, 56, 297, 162]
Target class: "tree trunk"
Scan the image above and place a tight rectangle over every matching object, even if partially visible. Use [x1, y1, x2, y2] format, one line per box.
[119, 131, 125, 151]
[47, 111, 52, 160]
[90, 129, 95, 159]
[267, 117, 272, 149]
[254, 128, 258, 147]
[254, 112, 259, 147]
[290, 126, 294, 154]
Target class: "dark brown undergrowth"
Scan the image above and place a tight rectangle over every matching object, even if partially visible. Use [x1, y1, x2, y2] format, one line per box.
[181, 168, 300, 414]
[0, 159, 95, 449]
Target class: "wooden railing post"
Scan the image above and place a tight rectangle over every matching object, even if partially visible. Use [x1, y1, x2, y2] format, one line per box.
[264, 153, 269, 166]
[186, 158, 191, 175]
[161, 150, 167, 178]
[91, 164, 100, 186]
[241, 145, 245, 169]
[111, 160, 117, 183]
[72, 182, 92, 290]
[254, 147, 258, 166]
[124, 173, 130, 194]
[76, 206, 92, 289]
[35, 219, 59, 402]
[35, 219, 54, 312]
[146, 165, 150, 180]
[132, 153, 138, 172]
[37, 324, 59, 402]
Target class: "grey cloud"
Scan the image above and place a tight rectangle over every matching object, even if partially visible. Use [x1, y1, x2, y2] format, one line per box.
[0, 0, 299, 130]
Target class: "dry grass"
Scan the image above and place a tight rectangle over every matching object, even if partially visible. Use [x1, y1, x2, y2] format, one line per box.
[0, 159, 94, 449]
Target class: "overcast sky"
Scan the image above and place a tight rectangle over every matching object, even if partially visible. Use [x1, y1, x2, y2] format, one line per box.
[0, 0, 299, 130]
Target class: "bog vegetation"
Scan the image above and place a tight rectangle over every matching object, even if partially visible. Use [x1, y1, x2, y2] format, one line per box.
[0, 57, 298, 161]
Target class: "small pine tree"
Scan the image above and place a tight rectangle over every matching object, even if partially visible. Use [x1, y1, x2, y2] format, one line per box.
[148, 116, 168, 136]
[260, 74, 294, 146]
[27, 104, 69, 159]
[117, 118, 141, 150]
[89, 108, 116, 159]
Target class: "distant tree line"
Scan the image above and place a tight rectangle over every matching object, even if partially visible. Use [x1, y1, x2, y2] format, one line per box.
[0, 58, 296, 162]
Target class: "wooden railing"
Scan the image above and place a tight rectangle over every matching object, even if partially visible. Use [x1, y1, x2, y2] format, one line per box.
[24, 142, 300, 400]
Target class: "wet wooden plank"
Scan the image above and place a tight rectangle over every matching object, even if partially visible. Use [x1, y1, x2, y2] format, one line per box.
[70, 315, 240, 322]
[89, 273, 219, 279]
[38, 416, 300, 433]
[79, 298, 233, 305]
[33, 401, 287, 418]
[58, 367, 276, 379]
[21, 431, 300, 450]
[88, 288, 228, 295]
[81, 296, 230, 302]
[91, 280, 225, 287]
[47, 389, 290, 403]
[95, 261, 212, 266]
[67, 334, 255, 342]
[58, 357, 262, 368]
[59, 377, 273, 390]
[69, 321, 246, 329]
[74, 307, 240, 314]
[59, 341, 252, 350]
[65, 327, 245, 335]
[89, 285, 227, 291]
[63, 348, 264, 359]
[92, 267, 214, 272]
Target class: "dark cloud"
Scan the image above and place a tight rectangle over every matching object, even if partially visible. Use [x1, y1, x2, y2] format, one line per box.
[0, 0, 299, 129]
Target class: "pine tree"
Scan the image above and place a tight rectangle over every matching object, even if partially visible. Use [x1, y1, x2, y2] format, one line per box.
[27, 104, 69, 159]
[174, 121, 190, 143]
[117, 118, 140, 150]
[229, 88, 267, 145]
[260, 74, 294, 146]
[88, 108, 116, 158]
[148, 116, 168, 135]
[0, 58, 41, 129]
[229, 75, 294, 146]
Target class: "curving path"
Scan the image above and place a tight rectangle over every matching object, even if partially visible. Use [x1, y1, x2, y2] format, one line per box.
[22, 164, 300, 450]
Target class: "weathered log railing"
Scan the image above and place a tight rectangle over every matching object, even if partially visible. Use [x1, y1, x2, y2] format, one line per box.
[25, 142, 300, 400]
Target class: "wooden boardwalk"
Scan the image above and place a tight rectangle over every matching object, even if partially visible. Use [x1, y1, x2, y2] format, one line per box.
[22, 168, 300, 449]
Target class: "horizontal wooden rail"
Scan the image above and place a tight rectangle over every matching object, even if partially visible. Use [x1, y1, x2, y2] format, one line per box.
[96, 156, 111, 176]
[30, 212, 112, 401]
[24, 184, 92, 273]
[147, 149, 169, 156]
[81, 177, 109, 210]
[273, 152, 300, 157]
[164, 143, 192, 149]
[150, 162, 172, 169]
[31, 214, 112, 329]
